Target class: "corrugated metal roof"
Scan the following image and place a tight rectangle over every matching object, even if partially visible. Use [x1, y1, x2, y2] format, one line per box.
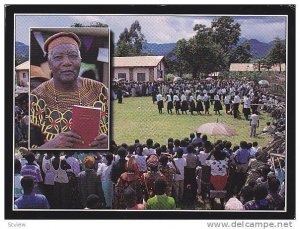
[113, 56, 164, 67]
[15, 61, 29, 70]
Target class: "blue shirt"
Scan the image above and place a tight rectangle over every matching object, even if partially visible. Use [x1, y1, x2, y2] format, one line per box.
[235, 148, 251, 164]
[15, 193, 49, 209]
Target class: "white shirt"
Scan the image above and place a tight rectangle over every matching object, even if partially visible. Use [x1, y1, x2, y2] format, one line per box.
[224, 95, 231, 104]
[169, 157, 187, 181]
[197, 151, 210, 166]
[196, 94, 202, 101]
[243, 97, 251, 108]
[181, 94, 187, 101]
[214, 94, 220, 101]
[206, 160, 228, 176]
[233, 95, 240, 104]
[42, 156, 55, 185]
[250, 114, 259, 125]
[97, 163, 112, 182]
[189, 95, 194, 102]
[173, 95, 179, 101]
[166, 94, 172, 102]
[203, 94, 209, 102]
[156, 94, 163, 101]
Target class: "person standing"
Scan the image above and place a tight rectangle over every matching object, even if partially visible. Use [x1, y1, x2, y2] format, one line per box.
[146, 178, 176, 210]
[151, 89, 157, 104]
[117, 86, 123, 104]
[166, 93, 173, 114]
[15, 176, 49, 209]
[156, 92, 164, 114]
[14, 159, 23, 200]
[173, 93, 181, 115]
[181, 92, 188, 115]
[169, 148, 186, 206]
[243, 94, 251, 121]
[250, 112, 260, 137]
[203, 93, 210, 115]
[233, 92, 241, 118]
[20, 152, 43, 194]
[78, 156, 104, 208]
[189, 94, 196, 115]
[196, 92, 204, 115]
[97, 153, 114, 209]
[52, 152, 71, 209]
[224, 94, 231, 114]
[41, 152, 55, 208]
[213, 93, 223, 116]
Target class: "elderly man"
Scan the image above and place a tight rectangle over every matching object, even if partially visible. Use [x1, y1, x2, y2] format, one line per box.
[30, 31, 108, 149]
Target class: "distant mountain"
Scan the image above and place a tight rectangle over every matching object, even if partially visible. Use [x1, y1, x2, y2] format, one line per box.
[240, 38, 273, 60]
[142, 39, 273, 60]
[15, 42, 29, 65]
[16, 38, 275, 65]
[142, 43, 176, 56]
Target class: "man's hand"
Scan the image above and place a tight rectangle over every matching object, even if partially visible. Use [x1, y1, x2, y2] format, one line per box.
[89, 134, 108, 149]
[39, 131, 83, 149]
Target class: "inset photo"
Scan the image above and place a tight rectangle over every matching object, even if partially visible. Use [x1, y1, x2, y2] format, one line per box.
[29, 27, 110, 150]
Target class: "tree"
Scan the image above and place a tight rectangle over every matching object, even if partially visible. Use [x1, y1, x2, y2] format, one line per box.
[211, 16, 241, 70]
[211, 16, 241, 53]
[229, 41, 252, 63]
[115, 20, 146, 57]
[268, 37, 286, 72]
[173, 25, 226, 78]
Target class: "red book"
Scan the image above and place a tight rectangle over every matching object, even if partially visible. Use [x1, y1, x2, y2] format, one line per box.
[71, 105, 101, 148]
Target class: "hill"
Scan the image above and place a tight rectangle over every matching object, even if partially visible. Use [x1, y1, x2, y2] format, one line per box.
[16, 38, 277, 64]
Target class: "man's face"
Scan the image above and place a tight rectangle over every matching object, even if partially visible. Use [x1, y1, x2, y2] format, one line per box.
[48, 44, 81, 84]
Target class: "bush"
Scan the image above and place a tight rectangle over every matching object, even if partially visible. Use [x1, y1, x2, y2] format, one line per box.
[165, 73, 176, 81]
[182, 73, 193, 80]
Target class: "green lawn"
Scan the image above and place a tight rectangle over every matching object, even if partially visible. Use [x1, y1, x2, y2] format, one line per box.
[112, 96, 274, 147]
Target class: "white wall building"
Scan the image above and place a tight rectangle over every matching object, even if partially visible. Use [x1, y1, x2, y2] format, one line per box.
[113, 56, 166, 82]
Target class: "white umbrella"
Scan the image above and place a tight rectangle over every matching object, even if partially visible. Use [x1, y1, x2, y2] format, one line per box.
[258, 80, 270, 86]
[173, 76, 182, 82]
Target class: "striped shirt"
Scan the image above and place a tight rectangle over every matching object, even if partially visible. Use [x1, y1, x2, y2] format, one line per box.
[20, 164, 43, 183]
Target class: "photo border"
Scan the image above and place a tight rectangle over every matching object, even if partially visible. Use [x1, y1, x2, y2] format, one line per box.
[5, 4, 295, 219]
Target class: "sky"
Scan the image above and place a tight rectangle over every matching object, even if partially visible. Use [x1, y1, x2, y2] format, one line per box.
[16, 15, 287, 45]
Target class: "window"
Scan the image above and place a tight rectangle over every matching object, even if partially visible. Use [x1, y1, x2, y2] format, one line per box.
[137, 73, 146, 82]
[118, 73, 126, 80]
[22, 72, 27, 79]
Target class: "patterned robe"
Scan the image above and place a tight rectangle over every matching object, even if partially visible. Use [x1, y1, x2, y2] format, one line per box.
[30, 77, 108, 148]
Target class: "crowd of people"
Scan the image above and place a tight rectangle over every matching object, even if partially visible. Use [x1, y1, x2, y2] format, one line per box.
[14, 117, 285, 210]
[13, 77, 285, 210]
[113, 79, 282, 120]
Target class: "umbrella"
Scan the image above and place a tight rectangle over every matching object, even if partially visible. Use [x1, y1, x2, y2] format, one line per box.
[196, 122, 237, 136]
[258, 80, 270, 86]
[206, 77, 213, 81]
[173, 76, 182, 82]
[157, 78, 165, 82]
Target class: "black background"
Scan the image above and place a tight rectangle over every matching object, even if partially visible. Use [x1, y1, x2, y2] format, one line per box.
[5, 4, 295, 220]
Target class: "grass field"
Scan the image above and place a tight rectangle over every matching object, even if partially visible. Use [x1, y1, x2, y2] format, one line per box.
[112, 96, 274, 147]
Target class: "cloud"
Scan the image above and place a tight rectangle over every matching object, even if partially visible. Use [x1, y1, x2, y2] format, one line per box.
[15, 15, 286, 45]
